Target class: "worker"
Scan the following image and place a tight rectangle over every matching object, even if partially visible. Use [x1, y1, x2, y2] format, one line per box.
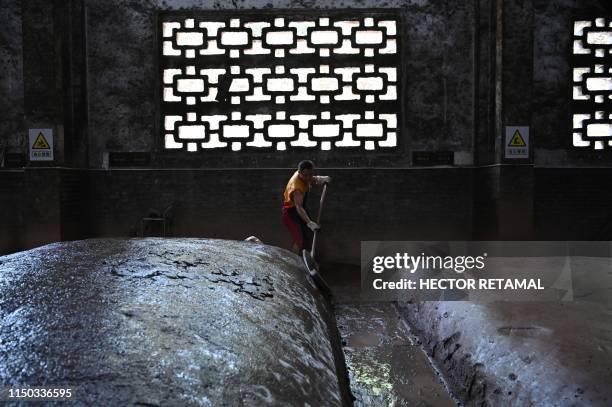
[282, 160, 331, 254]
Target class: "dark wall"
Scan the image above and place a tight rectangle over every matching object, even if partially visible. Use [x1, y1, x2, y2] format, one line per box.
[0, 0, 88, 166]
[535, 168, 612, 240]
[0, 0, 485, 262]
[5, 0, 612, 165]
[86, 0, 477, 168]
[60, 169, 90, 241]
[0, 170, 61, 253]
[8, 166, 612, 264]
[0, 0, 24, 153]
[533, 0, 612, 166]
[0, 171, 24, 254]
[0, 169, 90, 254]
[3, 0, 612, 261]
[89, 168, 473, 264]
[473, 166, 500, 239]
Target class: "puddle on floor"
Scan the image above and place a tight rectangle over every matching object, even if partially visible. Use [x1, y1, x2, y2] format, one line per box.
[324, 263, 456, 407]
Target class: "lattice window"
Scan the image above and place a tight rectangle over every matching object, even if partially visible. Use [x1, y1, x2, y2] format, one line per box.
[159, 12, 400, 152]
[572, 18, 612, 150]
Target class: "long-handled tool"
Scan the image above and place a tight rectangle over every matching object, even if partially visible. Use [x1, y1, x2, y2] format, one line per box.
[302, 183, 331, 292]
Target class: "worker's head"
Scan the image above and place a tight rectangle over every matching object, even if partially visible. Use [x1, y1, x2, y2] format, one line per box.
[297, 160, 315, 184]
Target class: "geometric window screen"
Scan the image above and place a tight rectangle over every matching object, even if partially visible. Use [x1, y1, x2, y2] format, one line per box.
[159, 12, 400, 152]
[572, 18, 612, 150]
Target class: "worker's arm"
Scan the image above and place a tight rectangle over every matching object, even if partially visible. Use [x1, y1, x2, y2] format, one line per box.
[293, 190, 320, 231]
[314, 175, 332, 185]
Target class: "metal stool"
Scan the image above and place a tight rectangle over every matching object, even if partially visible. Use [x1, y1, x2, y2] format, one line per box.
[140, 204, 173, 237]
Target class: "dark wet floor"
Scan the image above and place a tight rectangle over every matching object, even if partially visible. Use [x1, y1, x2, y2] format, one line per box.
[322, 263, 456, 407]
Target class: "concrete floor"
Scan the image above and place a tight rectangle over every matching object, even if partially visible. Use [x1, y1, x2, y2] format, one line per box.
[324, 263, 456, 406]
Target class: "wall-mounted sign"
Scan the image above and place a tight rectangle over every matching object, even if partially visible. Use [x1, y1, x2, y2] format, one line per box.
[108, 152, 151, 167]
[504, 126, 529, 159]
[29, 129, 54, 161]
[412, 151, 455, 166]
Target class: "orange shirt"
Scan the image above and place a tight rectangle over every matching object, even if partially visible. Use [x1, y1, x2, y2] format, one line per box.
[283, 171, 310, 208]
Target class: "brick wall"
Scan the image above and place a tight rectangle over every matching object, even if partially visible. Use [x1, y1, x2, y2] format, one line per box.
[60, 169, 90, 241]
[535, 168, 612, 240]
[3, 167, 612, 263]
[0, 170, 25, 254]
[88, 168, 474, 264]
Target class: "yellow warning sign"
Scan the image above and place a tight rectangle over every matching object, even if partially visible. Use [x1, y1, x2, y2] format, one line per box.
[32, 132, 50, 149]
[508, 130, 527, 147]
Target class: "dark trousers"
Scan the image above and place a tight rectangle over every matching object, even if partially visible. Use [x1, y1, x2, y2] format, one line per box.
[282, 206, 313, 250]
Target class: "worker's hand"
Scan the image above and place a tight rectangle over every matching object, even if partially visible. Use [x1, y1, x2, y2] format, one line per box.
[318, 176, 332, 185]
[307, 221, 320, 231]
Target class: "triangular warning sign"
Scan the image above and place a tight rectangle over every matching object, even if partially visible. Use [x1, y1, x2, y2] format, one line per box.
[32, 132, 50, 149]
[508, 130, 527, 147]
